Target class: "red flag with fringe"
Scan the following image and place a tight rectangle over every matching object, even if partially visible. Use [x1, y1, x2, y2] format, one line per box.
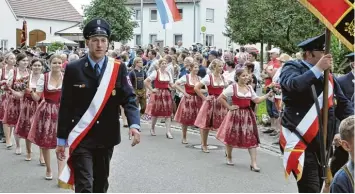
[20, 20, 27, 48]
[298, 0, 354, 51]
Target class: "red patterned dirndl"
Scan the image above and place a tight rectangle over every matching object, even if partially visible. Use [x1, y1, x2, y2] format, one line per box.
[216, 84, 259, 148]
[145, 71, 172, 117]
[194, 75, 227, 130]
[0, 67, 9, 121]
[28, 73, 61, 149]
[174, 75, 203, 126]
[3, 69, 26, 126]
[15, 92, 38, 139]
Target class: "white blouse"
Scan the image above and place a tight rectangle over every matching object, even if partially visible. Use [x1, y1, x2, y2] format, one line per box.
[147, 70, 173, 84]
[36, 72, 63, 92]
[200, 74, 226, 87]
[222, 84, 257, 100]
[176, 74, 201, 86]
[7, 68, 29, 87]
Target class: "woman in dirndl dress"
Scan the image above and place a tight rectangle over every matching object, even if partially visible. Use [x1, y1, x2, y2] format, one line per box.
[13, 59, 44, 162]
[173, 62, 203, 144]
[144, 58, 174, 139]
[194, 59, 228, 153]
[216, 68, 272, 171]
[27, 55, 63, 181]
[3, 53, 30, 154]
[0, 52, 16, 147]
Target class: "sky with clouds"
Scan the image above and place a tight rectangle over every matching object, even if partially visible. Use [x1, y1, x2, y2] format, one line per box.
[68, 0, 92, 15]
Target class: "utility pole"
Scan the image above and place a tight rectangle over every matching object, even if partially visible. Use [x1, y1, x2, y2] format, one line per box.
[193, 0, 196, 43]
[140, 0, 144, 46]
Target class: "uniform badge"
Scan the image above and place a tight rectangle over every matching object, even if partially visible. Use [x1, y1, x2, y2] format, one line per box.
[112, 89, 116, 96]
[97, 19, 101, 25]
[85, 62, 88, 67]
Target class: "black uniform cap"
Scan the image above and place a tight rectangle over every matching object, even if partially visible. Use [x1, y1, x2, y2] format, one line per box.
[298, 34, 325, 51]
[12, 49, 21, 55]
[345, 53, 354, 62]
[25, 50, 35, 57]
[83, 18, 111, 39]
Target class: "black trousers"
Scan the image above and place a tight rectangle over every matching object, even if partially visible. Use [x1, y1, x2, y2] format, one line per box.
[295, 151, 323, 193]
[0, 121, 4, 138]
[71, 145, 114, 193]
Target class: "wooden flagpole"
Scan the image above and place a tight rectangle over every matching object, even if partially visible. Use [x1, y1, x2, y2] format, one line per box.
[322, 28, 333, 191]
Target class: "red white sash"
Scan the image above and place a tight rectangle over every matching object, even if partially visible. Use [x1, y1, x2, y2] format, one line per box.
[280, 74, 334, 181]
[59, 57, 120, 187]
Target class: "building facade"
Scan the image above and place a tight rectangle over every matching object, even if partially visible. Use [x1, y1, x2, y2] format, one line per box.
[0, 0, 82, 51]
[125, 0, 230, 49]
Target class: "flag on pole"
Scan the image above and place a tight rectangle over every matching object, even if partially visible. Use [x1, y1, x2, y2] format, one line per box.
[20, 19, 27, 48]
[155, 0, 182, 29]
[298, 0, 354, 51]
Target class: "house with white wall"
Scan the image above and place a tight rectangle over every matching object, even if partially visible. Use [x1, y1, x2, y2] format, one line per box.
[125, 0, 230, 49]
[0, 0, 82, 51]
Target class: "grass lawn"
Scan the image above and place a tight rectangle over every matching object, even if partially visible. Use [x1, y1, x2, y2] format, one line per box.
[256, 100, 267, 124]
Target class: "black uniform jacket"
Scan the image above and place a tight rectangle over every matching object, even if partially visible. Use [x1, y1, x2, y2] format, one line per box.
[57, 55, 140, 148]
[337, 72, 354, 104]
[279, 60, 353, 151]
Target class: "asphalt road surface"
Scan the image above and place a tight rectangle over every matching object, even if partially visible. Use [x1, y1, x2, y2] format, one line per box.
[0, 122, 297, 193]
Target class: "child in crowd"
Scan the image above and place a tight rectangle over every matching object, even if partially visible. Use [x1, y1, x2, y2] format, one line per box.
[330, 115, 354, 193]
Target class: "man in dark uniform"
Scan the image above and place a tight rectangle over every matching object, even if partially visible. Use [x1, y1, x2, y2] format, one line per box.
[330, 52, 354, 176]
[56, 18, 141, 193]
[279, 34, 353, 193]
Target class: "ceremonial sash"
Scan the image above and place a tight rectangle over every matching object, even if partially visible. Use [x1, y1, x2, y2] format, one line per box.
[279, 74, 334, 181]
[59, 57, 120, 187]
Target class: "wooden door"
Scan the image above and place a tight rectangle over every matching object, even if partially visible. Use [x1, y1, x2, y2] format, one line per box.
[29, 30, 46, 50]
[16, 29, 22, 48]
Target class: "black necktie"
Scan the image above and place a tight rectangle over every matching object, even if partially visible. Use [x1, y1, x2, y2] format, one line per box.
[94, 63, 100, 77]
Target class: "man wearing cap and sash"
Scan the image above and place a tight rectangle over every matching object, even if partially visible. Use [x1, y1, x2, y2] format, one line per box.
[279, 34, 353, 193]
[329, 52, 355, 177]
[56, 18, 141, 193]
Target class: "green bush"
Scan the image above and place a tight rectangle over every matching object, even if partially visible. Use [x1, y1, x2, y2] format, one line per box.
[47, 42, 64, 53]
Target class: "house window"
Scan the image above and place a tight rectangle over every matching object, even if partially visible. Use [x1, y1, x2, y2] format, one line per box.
[178, 9, 183, 19]
[135, 34, 141, 46]
[173, 34, 182, 45]
[206, 34, 214, 46]
[150, 34, 157, 44]
[150, 9, 158, 21]
[206, 8, 214, 22]
[135, 9, 141, 20]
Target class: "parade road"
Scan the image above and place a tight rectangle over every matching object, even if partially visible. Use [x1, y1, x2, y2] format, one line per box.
[0, 122, 297, 193]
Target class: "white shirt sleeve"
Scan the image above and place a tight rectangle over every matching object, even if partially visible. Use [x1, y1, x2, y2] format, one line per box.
[36, 74, 45, 92]
[176, 75, 187, 85]
[6, 69, 14, 87]
[249, 85, 257, 100]
[222, 84, 234, 97]
[168, 72, 174, 84]
[147, 70, 157, 81]
[200, 75, 210, 86]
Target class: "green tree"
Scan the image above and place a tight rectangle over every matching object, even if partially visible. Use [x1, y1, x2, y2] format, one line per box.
[225, 0, 323, 54]
[47, 42, 64, 52]
[83, 0, 138, 42]
[330, 35, 351, 74]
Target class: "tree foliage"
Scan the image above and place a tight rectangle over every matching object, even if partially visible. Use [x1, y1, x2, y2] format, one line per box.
[48, 42, 64, 52]
[83, 0, 138, 42]
[225, 0, 323, 53]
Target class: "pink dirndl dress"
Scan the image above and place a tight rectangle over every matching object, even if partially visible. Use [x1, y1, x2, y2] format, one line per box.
[15, 73, 40, 139]
[145, 70, 173, 117]
[3, 68, 29, 126]
[0, 67, 9, 121]
[28, 73, 61, 149]
[216, 84, 260, 148]
[174, 74, 203, 126]
[194, 74, 227, 130]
